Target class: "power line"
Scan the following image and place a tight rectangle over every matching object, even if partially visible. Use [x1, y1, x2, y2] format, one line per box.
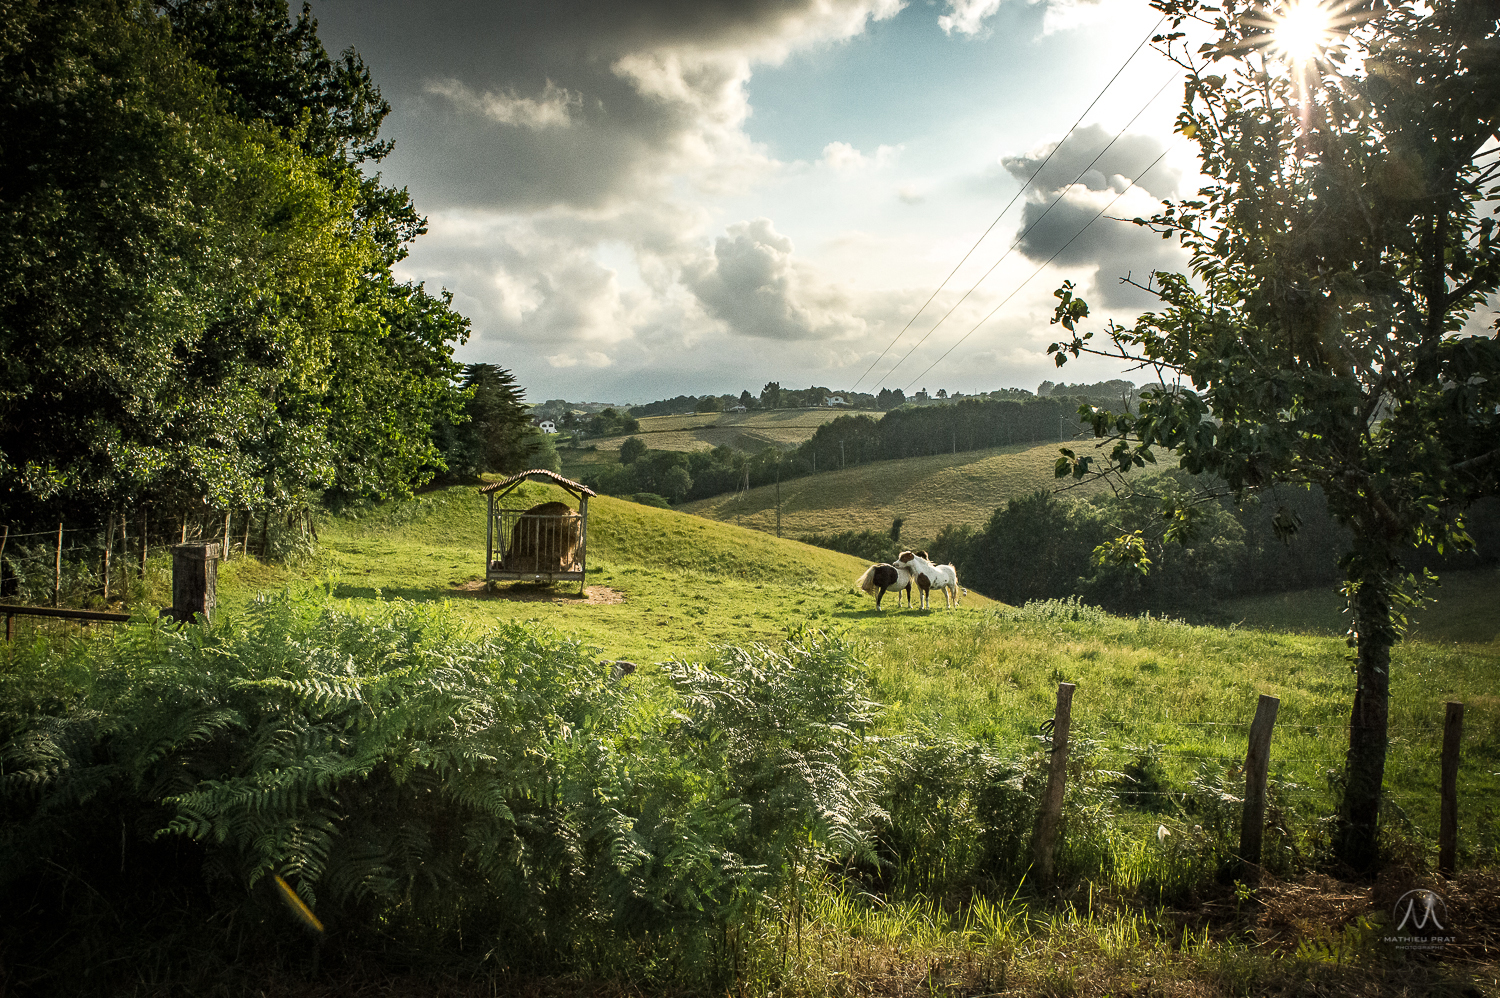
[874, 71, 1178, 390]
[902, 145, 1173, 390]
[849, 15, 1166, 395]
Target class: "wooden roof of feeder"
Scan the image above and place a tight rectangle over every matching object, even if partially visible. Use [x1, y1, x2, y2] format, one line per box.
[478, 469, 597, 502]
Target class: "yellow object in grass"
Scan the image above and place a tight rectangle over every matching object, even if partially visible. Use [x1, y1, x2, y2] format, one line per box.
[273, 874, 325, 934]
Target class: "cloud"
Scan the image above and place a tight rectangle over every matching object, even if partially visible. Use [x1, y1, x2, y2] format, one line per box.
[424, 79, 584, 129]
[1001, 123, 1179, 200]
[684, 219, 867, 341]
[997, 124, 1188, 308]
[938, 0, 1006, 36]
[820, 141, 899, 173]
[320, 0, 903, 212]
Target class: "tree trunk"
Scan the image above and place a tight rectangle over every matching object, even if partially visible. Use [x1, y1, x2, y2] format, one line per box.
[1336, 570, 1394, 872]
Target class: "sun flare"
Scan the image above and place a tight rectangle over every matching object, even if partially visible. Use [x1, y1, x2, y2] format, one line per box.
[1272, 1, 1335, 64]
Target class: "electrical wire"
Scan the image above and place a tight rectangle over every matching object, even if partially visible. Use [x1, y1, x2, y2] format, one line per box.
[849, 15, 1167, 394]
[874, 71, 1178, 390]
[902, 144, 1173, 390]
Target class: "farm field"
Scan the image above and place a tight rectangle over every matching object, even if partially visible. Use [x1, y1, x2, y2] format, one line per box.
[557, 408, 856, 479]
[599, 407, 856, 453]
[681, 439, 1111, 539]
[1223, 567, 1500, 644]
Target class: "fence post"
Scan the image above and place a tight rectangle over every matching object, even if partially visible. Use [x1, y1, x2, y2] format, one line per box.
[168, 543, 220, 624]
[1439, 701, 1464, 877]
[1031, 681, 1077, 883]
[53, 522, 63, 607]
[1239, 694, 1281, 885]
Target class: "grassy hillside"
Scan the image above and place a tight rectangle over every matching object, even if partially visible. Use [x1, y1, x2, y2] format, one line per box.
[283, 480, 997, 663]
[603, 408, 853, 452]
[681, 440, 1110, 540]
[201, 484, 1498, 860]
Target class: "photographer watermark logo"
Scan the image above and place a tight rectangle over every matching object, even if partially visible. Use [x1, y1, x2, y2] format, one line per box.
[1384, 889, 1454, 950]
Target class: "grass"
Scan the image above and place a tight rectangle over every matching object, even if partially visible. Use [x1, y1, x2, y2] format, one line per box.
[1224, 567, 1500, 644]
[593, 408, 856, 454]
[195, 481, 1499, 862]
[8, 478, 1500, 996]
[681, 440, 1111, 540]
[855, 599, 1500, 858]
[300, 480, 1000, 664]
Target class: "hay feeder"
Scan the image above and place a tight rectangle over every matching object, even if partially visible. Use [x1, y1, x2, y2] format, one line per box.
[480, 470, 597, 594]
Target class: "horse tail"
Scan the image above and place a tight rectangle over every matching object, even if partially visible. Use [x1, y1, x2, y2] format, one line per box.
[856, 565, 879, 594]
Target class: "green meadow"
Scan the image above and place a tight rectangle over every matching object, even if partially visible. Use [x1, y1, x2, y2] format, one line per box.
[8, 477, 1498, 996]
[202, 479, 1499, 854]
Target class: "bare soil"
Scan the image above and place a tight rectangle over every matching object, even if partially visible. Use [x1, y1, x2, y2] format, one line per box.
[449, 580, 626, 605]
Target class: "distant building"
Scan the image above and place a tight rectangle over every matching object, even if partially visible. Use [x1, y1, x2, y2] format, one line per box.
[729, 404, 747, 412]
[824, 395, 848, 407]
[536, 420, 557, 434]
[914, 388, 930, 403]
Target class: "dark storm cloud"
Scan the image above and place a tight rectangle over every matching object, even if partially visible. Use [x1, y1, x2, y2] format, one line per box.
[1001, 123, 1179, 200]
[994, 124, 1186, 307]
[308, 0, 896, 211]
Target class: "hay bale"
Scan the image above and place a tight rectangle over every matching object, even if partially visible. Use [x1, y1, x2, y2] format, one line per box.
[502, 501, 580, 573]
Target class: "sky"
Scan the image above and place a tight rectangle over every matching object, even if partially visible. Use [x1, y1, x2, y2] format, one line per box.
[307, 0, 1201, 405]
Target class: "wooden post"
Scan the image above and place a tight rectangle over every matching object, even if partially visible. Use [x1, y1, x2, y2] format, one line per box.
[168, 543, 220, 624]
[53, 522, 63, 606]
[1031, 682, 1077, 883]
[221, 511, 232, 562]
[1239, 694, 1281, 885]
[1439, 701, 1464, 877]
[102, 516, 114, 602]
[139, 510, 148, 579]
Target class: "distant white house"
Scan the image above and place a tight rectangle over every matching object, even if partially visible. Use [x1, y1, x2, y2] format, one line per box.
[536, 420, 557, 434]
[824, 396, 848, 407]
[729, 404, 747, 412]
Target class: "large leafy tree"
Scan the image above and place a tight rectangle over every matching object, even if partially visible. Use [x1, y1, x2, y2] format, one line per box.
[0, 0, 469, 534]
[1049, 0, 1500, 870]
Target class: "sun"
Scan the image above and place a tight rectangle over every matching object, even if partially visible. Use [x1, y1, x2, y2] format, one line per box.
[1271, 1, 1335, 64]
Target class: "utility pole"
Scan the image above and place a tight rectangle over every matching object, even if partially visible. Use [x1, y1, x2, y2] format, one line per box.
[775, 462, 782, 538]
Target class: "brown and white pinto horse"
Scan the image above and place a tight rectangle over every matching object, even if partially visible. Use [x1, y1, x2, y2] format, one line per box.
[856, 551, 916, 609]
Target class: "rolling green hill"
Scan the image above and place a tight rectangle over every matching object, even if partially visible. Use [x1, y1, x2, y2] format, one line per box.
[680, 440, 1110, 541]
[206, 483, 1497, 866]
[229, 480, 999, 664]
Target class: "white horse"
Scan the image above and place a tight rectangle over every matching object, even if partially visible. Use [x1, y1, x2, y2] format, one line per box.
[901, 551, 961, 609]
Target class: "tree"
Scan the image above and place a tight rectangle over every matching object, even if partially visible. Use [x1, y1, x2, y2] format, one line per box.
[619, 436, 647, 465]
[0, 0, 469, 537]
[438, 364, 538, 479]
[1048, 0, 1500, 870]
[760, 382, 781, 409]
[739, 390, 756, 410]
[695, 395, 723, 413]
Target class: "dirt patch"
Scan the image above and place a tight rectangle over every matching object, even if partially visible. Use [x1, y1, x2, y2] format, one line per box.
[450, 580, 626, 605]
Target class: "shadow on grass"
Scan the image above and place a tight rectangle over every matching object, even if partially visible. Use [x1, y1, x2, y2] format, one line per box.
[331, 582, 617, 605]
